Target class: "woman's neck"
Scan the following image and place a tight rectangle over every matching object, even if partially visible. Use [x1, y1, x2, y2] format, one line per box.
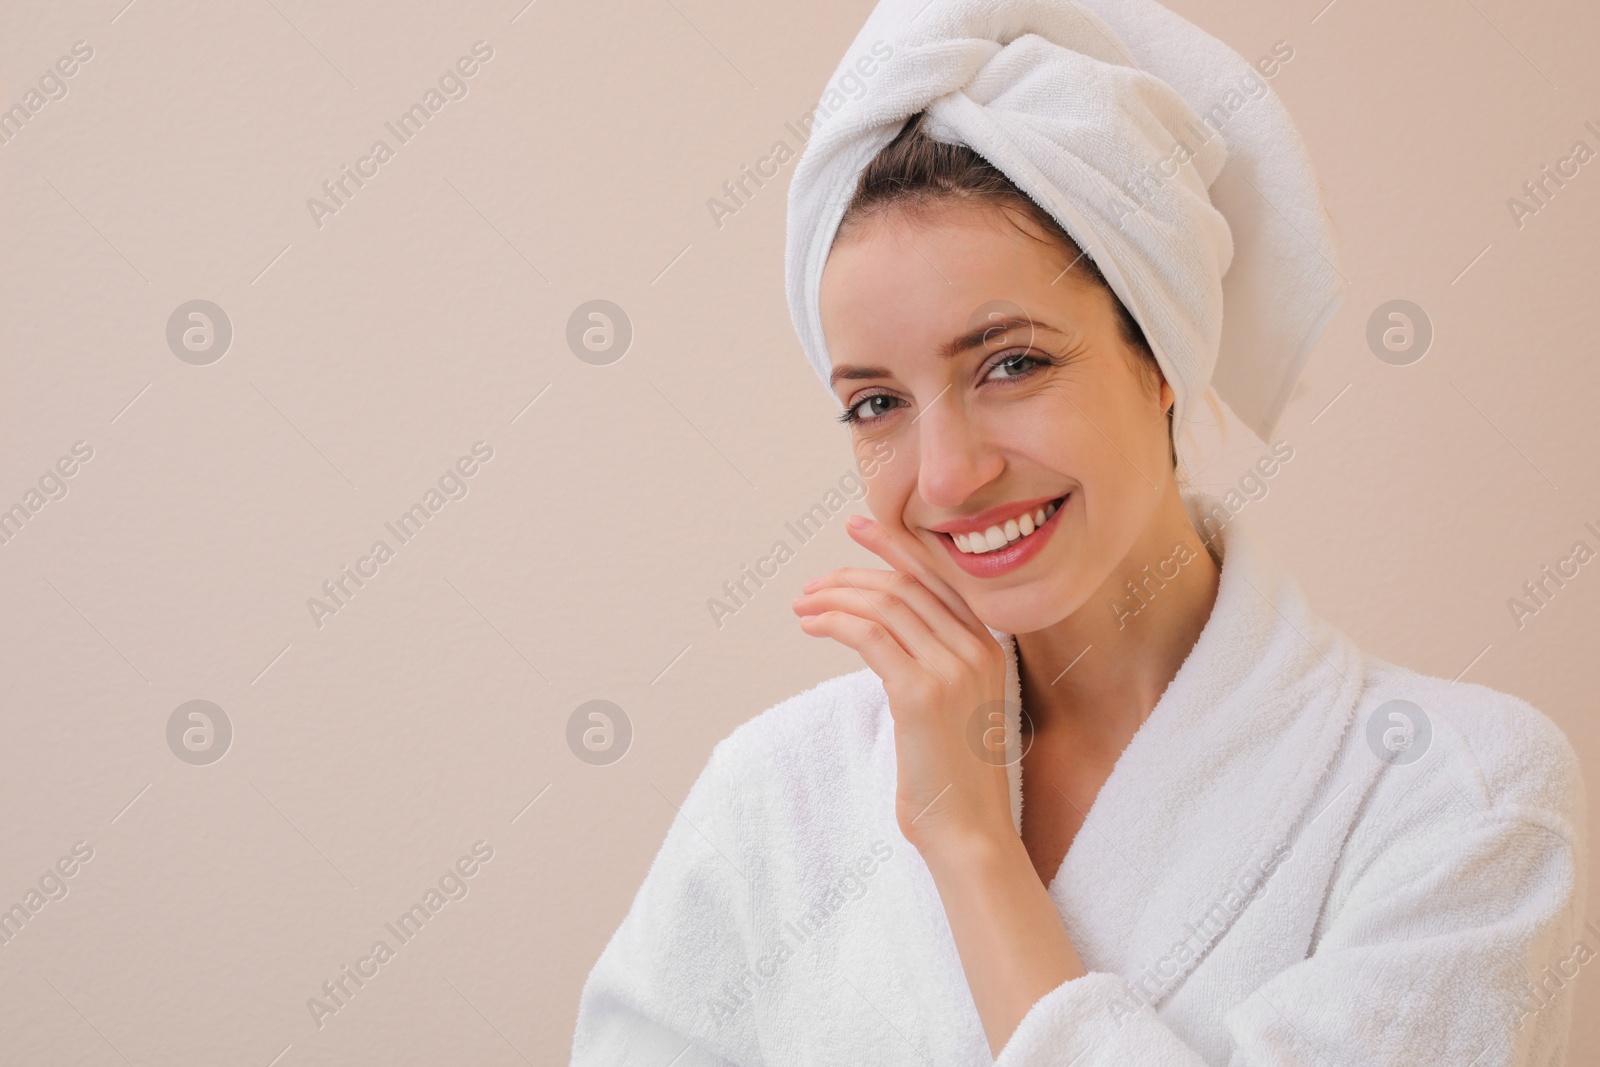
[1014, 489, 1221, 747]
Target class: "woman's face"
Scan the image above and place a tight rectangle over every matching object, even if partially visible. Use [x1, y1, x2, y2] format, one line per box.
[818, 200, 1177, 635]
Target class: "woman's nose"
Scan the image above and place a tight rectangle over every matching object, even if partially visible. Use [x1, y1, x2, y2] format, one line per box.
[915, 402, 1002, 510]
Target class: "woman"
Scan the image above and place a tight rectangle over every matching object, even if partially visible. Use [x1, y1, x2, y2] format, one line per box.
[571, 0, 1587, 1063]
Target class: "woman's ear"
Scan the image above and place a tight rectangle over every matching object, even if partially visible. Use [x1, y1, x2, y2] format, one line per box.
[1159, 377, 1175, 415]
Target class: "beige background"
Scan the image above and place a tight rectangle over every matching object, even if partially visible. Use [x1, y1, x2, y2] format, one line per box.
[1, 0, 1596, 1062]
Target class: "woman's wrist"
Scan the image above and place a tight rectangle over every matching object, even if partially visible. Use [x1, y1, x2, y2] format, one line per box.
[913, 821, 1030, 886]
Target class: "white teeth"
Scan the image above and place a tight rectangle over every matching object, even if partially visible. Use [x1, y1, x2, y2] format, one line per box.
[951, 497, 1065, 554]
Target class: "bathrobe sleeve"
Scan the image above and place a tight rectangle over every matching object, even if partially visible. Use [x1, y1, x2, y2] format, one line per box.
[993, 800, 1583, 1066]
[570, 739, 764, 1067]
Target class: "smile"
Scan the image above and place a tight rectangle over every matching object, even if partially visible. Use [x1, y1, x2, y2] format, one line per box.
[950, 498, 1061, 554]
[928, 493, 1070, 578]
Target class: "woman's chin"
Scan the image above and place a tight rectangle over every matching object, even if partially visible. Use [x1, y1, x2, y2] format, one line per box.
[966, 590, 1084, 639]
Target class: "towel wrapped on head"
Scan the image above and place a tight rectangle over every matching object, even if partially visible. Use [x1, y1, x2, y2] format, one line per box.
[784, 0, 1343, 446]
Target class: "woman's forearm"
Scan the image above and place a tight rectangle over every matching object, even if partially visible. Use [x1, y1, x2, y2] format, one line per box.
[921, 834, 1087, 1058]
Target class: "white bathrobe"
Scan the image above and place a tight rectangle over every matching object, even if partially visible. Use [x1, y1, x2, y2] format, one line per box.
[571, 491, 1589, 1065]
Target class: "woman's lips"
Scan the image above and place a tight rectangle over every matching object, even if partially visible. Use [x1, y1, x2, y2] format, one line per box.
[933, 494, 1069, 578]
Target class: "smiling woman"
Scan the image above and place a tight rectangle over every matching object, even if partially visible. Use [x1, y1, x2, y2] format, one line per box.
[570, 0, 1587, 1064]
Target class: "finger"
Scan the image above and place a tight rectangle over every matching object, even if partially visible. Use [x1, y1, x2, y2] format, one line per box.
[844, 516, 988, 633]
[793, 583, 962, 683]
[798, 568, 989, 664]
[797, 609, 921, 688]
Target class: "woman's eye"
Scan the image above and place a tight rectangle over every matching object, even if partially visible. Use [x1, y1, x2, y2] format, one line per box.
[845, 394, 901, 423]
[987, 352, 1043, 380]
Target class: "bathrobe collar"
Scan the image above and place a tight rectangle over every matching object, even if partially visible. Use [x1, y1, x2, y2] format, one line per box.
[989, 488, 1366, 1004]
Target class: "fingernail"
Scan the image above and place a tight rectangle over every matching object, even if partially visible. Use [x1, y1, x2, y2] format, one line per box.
[802, 577, 820, 592]
[847, 514, 870, 530]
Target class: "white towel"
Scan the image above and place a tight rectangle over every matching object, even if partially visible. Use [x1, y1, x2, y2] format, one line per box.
[570, 489, 1587, 1064]
[785, 0, 1344, 443]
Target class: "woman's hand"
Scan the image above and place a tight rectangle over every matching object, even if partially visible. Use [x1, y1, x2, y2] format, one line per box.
[791, 513, 1014, 864]
[792, 512, 1085, 1056]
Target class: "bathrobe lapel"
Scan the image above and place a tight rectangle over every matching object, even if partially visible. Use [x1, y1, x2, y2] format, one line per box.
[995, 491, 1367, 1007]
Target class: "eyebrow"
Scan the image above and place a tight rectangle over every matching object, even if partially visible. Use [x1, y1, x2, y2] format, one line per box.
[827, 315, 1066, 390]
